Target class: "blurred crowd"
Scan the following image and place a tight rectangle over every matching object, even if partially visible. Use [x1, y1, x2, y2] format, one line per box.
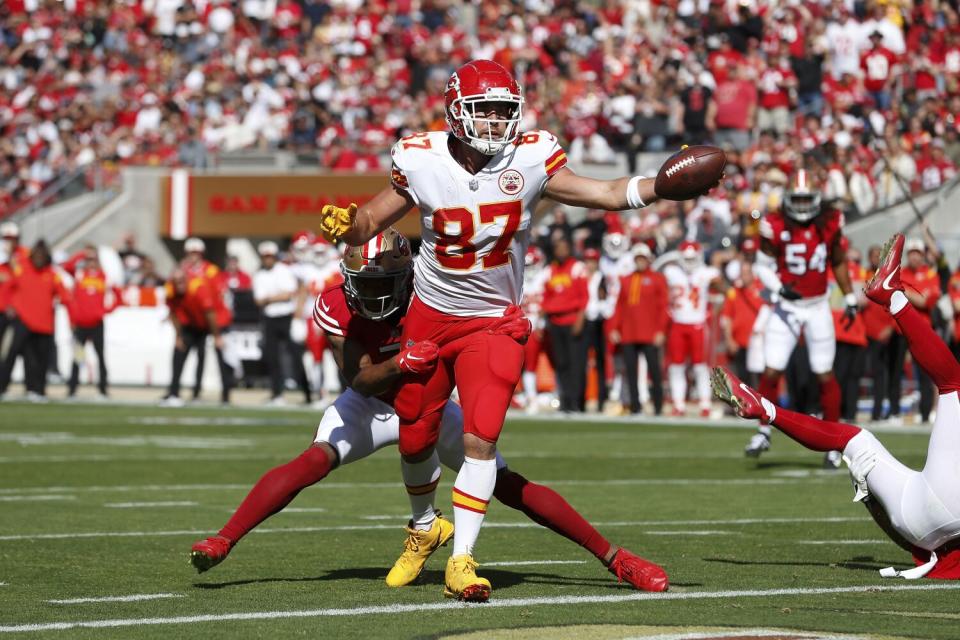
[3, 0, 960, 218]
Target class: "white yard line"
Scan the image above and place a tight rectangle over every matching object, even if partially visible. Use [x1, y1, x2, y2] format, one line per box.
[0, 476, 835, 497]
[0, 517, 870, 542]
[46, 594, 183, 605]
[0, 454, 277, 464]
[0, 495, 75, 502]
[643, 530, 731, 536]
[483, 560, 587, 567]
[104, 502, 198, 509]
[3, 584, 958, 633]
[281, 508, 327, 513]
[798, 540, 889, 545]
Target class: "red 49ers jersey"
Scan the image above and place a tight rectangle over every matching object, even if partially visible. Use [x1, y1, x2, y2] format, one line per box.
[312, 283, 404, 401]
[759, 210, 844, 298]
[390, 130, 567, 317]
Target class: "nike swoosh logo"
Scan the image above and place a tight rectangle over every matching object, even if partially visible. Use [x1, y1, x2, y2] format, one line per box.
[407, 355, 423, 361]
[320, 298, 330, 312]
[739, 383, 761, 404]
[881, 270, 896, 291]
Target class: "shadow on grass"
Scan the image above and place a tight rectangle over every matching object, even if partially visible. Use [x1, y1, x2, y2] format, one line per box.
[703, 555, 900, 572]
[193, 566, 643, 591]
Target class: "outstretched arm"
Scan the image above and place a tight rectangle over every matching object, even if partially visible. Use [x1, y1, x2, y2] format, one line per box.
[340, 186, 415, 246]
[542, 167, 659, 211]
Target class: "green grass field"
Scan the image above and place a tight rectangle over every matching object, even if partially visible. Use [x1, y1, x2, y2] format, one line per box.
[0, 402, 956, 639]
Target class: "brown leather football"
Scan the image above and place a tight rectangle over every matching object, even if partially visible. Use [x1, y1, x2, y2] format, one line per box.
[654, 145, 726, 201]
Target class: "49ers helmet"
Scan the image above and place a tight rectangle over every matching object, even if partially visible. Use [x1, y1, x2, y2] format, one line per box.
[782, 169, 822, 223]
[340, 228, 413, 320]
[445, 60, 524, 156]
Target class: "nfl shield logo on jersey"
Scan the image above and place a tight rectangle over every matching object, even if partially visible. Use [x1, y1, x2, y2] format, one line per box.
[498, 169, 524, 195]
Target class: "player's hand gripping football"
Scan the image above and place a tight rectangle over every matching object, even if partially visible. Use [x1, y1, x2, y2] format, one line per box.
[396, 340, 440, 375]
[487, 304, 532, 344]
[319, 202, 358, 243]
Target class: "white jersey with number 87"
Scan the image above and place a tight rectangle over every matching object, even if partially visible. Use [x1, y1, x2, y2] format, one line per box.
[390, 130, 567, 317]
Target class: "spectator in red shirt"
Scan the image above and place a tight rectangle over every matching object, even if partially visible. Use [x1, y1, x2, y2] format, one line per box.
[861, 30, 898, 111]
[756, 52, 797, 136]
[541, 236, 589, 413]
[161, 268, 234, 406]
[609, 243, 668, 415]
[897, 237, 943, 423]
[63, 246, 120, 398]
[720, 260, 765, 388]
[180, 237, 225, 401]
[219, 256, 253, 292]
[0, 221, 26, 347]
[0, 241, 70, 401]
[709, 64, 757, 151]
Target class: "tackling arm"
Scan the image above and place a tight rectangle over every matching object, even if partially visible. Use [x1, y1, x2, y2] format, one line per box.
[326, 333, 403, 398]
[542, 167, 659, 211]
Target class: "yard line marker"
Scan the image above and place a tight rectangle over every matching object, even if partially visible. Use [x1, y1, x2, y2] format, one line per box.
[0, 517, 871, 542]
[484, 560, 587, 567]
[0, 495, 75, 502]
[46, 594, 183, 605]
[798, 540, 889, 545]
[104, 502, 198, 509]
[282, 508, 326, 513]
[0, 476, 837, 496]
[0, 454, 278, 464]
[3, 584, 958, 632]
[644, 530, 731, 536]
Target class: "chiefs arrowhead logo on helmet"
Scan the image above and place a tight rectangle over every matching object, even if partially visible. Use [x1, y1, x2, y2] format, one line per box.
[445, 60, 524, 156]
[782, 169, 823, 223]
[340, 228, 413, 320]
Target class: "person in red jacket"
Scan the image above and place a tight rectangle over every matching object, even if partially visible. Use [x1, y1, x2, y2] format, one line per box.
[541, 236, 589, 413]
[162, 267, 234, 406]
[898, 237, 942, 423]
[609, 243, 668, 415]
[0, 241, 70, 400]
[63, 246, 120, 398]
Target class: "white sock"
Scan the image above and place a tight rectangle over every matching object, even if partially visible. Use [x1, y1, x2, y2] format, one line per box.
[522, 371, 537, 404]
[451, 456, 497, 557]
[890, 290, 909, 315]
[668, 365, 687, 409]
[694, 364, 710, 409]
[401, 451, 440, 531]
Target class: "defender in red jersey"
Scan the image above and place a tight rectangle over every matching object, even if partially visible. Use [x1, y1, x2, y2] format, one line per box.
[746, 170, 857, 467]
[189, 230, 668, 596]
[715, 235, 960, 580]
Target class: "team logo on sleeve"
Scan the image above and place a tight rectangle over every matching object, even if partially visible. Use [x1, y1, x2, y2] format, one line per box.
[498, 169, 524, 195]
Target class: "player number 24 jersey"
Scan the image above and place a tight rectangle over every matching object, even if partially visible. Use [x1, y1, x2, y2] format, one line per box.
[390, 130, 567, 317]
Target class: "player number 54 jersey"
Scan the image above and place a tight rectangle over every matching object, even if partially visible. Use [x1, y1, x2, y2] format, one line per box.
[390, 130, 567, 317]
[759, 211, 844, 298]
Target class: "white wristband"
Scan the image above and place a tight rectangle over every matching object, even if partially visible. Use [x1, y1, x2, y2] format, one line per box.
[844, 293, 858, 307]
[626, 175, 647, 209]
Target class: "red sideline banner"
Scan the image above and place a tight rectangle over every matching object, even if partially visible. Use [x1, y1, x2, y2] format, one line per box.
[160, 170, 421, 239]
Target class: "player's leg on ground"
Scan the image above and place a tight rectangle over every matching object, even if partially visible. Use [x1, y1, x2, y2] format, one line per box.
[167, 330, 192, 399]
[401, 450, 441, 531]
[492, 467, 668, 591]
[749, 301, 797, 453]
[689, 324, 711, 415]
[642, 343, 664, 415]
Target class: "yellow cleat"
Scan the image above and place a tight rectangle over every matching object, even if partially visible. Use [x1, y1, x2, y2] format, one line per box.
[443, 554, 491, 602]
[385, 513, 454, 587]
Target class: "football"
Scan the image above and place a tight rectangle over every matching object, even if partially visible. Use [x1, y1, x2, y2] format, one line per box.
[654, 145, 726, 201]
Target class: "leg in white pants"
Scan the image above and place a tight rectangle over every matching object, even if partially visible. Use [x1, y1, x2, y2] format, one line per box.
[669, 365, 687, 410]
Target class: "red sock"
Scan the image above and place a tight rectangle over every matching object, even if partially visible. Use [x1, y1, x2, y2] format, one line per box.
[772, 406, 861, 452]
[758, 373, 780, 403]
[895, 304, 960, 393]
[819, 377, 841, 422]
[494, 470, 611, 561]
[219, 446, 334, 543]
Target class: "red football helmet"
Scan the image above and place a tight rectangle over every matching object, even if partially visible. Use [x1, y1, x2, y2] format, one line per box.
[445, 60, 524, 156]
[782, 169, 822, 223]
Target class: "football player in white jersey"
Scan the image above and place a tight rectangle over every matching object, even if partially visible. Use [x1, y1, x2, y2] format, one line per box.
[661, 241, 723, 417]
[713, 234, 960, 580]
[317, 59, 707, 601]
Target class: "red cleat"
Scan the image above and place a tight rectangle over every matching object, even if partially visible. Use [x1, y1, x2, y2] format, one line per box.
[864, 234, 905, 308]
[699, 407, 711, 418]
[608, 548, 668, 592]
[710, 366, 768, 423]
[190, 536, 232, 573]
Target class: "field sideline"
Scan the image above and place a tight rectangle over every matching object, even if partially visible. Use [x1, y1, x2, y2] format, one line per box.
[0, 401, 955, 639]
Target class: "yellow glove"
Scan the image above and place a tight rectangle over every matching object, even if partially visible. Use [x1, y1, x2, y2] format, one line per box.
[319, 202, 357, 243]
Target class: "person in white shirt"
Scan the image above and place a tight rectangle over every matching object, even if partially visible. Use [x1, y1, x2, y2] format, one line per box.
[582, 247, 615, 410]
[253, 241, 310, 406]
